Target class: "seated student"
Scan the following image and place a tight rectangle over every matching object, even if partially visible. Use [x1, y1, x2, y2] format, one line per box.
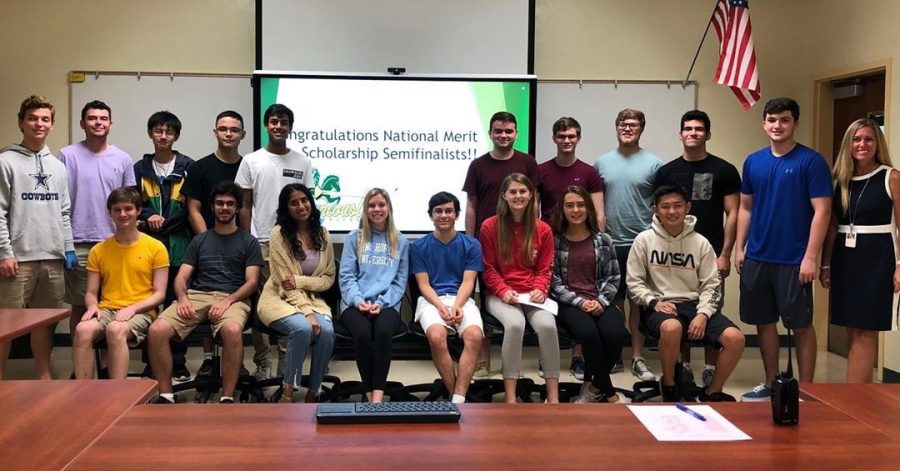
[626, 184, 745, 402]
[73, 187, 169, 379]
[148, 182, 263, 404]
[550, 185, 627, 403]
[411, 192, 484, 404]
[259, 184, 336, 403]
[479, 173, 559, 403]
[339, 188, 409, 403]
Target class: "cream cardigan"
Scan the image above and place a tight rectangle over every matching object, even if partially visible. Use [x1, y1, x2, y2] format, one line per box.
[257, 225, 335, 326]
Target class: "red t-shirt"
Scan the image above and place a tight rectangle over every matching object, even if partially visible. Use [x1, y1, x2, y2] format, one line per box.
[538, 158, 605, 222]
[462, 151, 541, 236]
[478, 216, 554, 297]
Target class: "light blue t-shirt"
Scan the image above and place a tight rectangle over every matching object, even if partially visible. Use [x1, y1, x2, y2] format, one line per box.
[594, 148, 661, 246]
[410, 232, 483, 296]
[741, 143, 832, 265]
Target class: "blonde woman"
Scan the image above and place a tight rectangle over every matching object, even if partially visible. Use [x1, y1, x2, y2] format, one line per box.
[820, 118, 900, 383]
[479, 173, 559, 403]
[339, 188, 409, 403]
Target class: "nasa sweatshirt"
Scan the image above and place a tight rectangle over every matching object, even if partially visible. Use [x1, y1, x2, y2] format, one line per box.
[626, 214, 720, 317]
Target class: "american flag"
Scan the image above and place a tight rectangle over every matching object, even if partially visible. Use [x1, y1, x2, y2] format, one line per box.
[713, 0, 761, 110]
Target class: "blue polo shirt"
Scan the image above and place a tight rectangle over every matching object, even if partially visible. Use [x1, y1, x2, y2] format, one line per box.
[410, 232, 483, 296]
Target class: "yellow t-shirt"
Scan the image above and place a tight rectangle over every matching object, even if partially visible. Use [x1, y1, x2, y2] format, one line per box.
[87, 233, 169, 314]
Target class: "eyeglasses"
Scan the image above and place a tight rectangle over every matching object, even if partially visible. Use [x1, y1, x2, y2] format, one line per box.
[216, 127, 243, 134]
[151, 128, 176, 137]
[617, 122, 641, 130]
[554, 134, 579, 141]
[213, 200, 237, 207]
[432, 208, 456, 216]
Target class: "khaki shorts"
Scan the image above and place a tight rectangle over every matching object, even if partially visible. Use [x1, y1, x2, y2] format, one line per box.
[64, 243, 96, 306]
[96, 309, 154, 346]
[0, 259, 65, 309]
[158, 290, 250, 339]
[258, 241, 270, 294]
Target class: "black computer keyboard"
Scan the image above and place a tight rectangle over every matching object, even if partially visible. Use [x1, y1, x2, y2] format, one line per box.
[315, 401, 461, 424]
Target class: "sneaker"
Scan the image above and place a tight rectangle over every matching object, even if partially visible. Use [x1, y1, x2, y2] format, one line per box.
[631, 357, 655, 381]
[740, 383, 772, 402]
[219, 397, 235, 404]
[700, 390, 736, 402]
[172, 366, 191, 383]
[538, 360, 545, 378]
[680, 364, 695, 385]
[155, 396, 174, 404]
[570, 356, 585, 381]
[702, 366, 715, 388]
[571, 390, 618, 404]
[197, 358, 214, 377]
[473, 360, 490, 378]
[253, 364, 271, 381]
[660, 382, 680, 402]
[610, 360, 624, 374]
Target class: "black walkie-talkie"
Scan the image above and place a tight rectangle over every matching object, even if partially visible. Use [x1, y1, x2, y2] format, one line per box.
[771, 321, 799, 425]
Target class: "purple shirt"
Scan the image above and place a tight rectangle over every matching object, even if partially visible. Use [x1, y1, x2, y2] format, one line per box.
[538, 158, 605, 222]
[57, 141, 135, 242]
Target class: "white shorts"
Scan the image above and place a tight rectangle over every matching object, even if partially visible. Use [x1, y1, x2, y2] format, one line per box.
[416, 295, 483, 336]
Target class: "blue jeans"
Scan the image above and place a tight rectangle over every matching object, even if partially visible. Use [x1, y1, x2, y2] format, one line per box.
[270, 313, 334, 392]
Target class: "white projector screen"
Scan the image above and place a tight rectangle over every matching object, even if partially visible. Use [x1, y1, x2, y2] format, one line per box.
[258, 0, 533, 74]
[254, 72, 536, 234]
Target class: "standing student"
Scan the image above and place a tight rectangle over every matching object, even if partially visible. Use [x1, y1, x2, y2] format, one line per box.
[736, 97, 832, 401]
[627, 185, 745, 402]
[339, 188, 409, 404]
[72, 187, 169, 379]
[479, 173, 559, 403]
[134, 111, 194, 380]
[236, 103, 313, 381]
[0, 95, 75, 380]
[539, 117, 606, 380]
[550, 186, 625, 403]
[411, 192, 484, 404]
[594, 108, 661, 381]
[148, 182, 262, 404]
[181, 110, 247, 377]
[58, 100, 136, 347]
[259, 184, 336, 403]
[462, 111, 541, 378]
[820, 118, 900, 383]
[653, 110, 741, 387]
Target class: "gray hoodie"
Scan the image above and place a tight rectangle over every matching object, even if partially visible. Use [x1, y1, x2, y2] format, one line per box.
[626, 214, 720, 317]
[0, 143, 74, 261]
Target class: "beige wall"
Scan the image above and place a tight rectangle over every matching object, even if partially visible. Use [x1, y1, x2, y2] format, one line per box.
[0, 0, 254, 151]
[2, 0, 897, 367]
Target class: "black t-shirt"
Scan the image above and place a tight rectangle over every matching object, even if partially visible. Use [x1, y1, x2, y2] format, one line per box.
[180, 153, 242, 231]
[182, 229, 264, 293]
[653, 154, 741, 254]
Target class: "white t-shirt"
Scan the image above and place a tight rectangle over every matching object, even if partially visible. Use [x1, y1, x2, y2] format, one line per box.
[235, 148, 313, 240]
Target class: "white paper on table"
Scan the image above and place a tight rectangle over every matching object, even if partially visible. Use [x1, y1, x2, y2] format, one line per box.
[627, 405, 752, 441]
[515, 295, 558, 315]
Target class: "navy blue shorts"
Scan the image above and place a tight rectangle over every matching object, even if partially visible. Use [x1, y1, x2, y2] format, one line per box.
[739, 259, 813, 329]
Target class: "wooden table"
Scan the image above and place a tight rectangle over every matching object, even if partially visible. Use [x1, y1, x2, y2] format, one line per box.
[0, 308, 70, 342]
[0, 379, 157, 471]
[69, 401, 900, 470]
[801, 383, 900, 441]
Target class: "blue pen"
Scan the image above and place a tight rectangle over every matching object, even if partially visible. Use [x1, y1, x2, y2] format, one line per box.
[675, 402, 707, 422]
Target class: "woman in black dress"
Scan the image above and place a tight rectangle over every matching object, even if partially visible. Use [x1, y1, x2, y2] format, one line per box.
[820, 118, 900, 383]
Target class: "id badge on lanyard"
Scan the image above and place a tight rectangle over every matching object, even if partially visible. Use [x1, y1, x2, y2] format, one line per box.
[845, 225, 857, 248]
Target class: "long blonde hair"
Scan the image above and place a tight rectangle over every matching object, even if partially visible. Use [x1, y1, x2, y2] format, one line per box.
[833, 118, 893, 214]
[496, 173, 538, 265]
[357, 188, 399, 258]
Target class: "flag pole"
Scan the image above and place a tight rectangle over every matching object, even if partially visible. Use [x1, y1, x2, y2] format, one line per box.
[684, 1, 723, 85]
